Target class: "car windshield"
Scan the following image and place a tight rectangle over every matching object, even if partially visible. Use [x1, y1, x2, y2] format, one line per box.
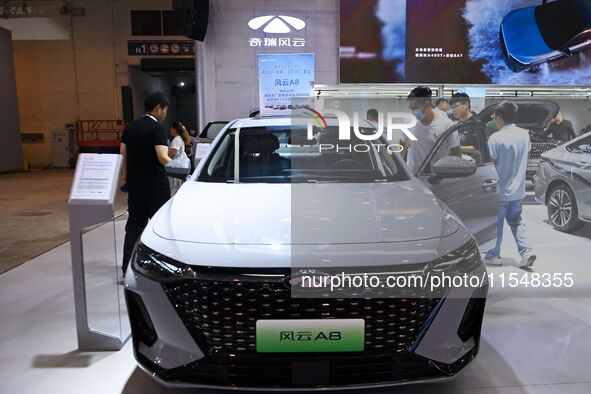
[535, 0, 591, 50]
[566, 135, 591, 153]
[197, 126, 409, 183]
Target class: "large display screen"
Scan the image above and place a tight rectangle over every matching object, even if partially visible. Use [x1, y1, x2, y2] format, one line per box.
[340, 0, 591, 85]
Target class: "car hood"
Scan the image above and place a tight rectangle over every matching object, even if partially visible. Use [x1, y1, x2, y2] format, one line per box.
[152, 180, 459, 245]
[501, 7, 560, 64]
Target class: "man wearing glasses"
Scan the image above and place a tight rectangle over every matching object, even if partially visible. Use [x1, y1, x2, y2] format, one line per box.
[450, 93, 476, 123]
[449, 93, 484, 157]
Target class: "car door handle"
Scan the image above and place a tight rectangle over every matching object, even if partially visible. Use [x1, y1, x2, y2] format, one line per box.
[482, 179, 498, 191]
[576, 161, 589, 168]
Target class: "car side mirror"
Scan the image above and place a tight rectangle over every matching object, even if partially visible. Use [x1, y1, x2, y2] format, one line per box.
[432, 156, 477, 178]
[165, 156, 191, 180]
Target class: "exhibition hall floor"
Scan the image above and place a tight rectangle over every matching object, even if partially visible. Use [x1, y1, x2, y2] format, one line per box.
[0, 169, 127, 274]
[1, 206, 591, 394]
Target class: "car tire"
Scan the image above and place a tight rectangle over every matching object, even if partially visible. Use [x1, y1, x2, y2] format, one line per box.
[547, 184, 582, 232]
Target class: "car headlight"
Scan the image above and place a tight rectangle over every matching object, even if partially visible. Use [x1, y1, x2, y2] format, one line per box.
[430, 238, 482, 274]
[131, 243, 197, 281]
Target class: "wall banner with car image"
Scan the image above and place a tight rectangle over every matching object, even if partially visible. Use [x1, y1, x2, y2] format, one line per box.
[340, 0, 591, 85]
[258, 53, 315, 117]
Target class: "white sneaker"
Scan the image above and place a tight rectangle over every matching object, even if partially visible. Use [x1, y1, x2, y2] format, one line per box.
[520, 250, 536, 268]
[484, 255, 502, 266]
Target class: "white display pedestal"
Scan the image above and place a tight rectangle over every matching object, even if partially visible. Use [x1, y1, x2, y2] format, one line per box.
[68, 153, 129, 350]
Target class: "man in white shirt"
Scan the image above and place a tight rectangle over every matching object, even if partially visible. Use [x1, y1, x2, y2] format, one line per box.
[402, 86, 457, 173]
[485, 101, 536, 268]
[436, 97, 450, 113]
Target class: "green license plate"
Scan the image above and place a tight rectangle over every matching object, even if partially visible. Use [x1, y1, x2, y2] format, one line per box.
[256, 319, 365, 353]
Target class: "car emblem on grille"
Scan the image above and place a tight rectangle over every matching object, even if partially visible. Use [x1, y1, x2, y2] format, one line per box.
[283, 270, 329, 292]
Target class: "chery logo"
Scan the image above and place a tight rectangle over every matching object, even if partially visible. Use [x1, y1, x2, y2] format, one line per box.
[248, 15, 306, 34]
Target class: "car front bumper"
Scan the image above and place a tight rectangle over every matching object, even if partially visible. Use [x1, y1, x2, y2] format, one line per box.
[124, 241, 487, 390]
[136, 359, 466, 391]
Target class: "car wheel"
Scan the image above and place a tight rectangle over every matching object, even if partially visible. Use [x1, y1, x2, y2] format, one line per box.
[547, 184, 582, 232]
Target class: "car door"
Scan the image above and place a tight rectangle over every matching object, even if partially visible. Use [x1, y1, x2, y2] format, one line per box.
[416, 121, 500, 246]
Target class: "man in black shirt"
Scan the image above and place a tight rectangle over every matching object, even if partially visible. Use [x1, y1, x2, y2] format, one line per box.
[450, 93, 486, 160]
[121, 92, 172, 273]
[545, 112, 576, 144]
[450, 93, 475, 123]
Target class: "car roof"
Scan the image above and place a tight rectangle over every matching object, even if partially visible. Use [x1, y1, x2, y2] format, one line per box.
[227, 116, 374, 129]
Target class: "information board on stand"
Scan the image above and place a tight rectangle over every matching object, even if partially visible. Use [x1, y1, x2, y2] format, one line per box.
[258, 53, 315, 117]
[69, 154, 121, 205]
[68, 153, 126, 351]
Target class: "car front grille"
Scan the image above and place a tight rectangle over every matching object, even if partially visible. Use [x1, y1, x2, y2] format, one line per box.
[530, 142, 556, 160]
[133, 241, 481, 387]
[162, 277, 443, 356]
[144, 277, 468, 388]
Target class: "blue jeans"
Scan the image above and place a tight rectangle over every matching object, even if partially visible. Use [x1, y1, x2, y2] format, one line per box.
[485, 199, 531, 259]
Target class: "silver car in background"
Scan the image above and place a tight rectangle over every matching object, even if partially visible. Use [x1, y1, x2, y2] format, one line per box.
[534, 132, 591, 232]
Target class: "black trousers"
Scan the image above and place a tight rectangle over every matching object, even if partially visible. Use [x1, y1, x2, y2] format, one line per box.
[122, 186, 171, 274]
